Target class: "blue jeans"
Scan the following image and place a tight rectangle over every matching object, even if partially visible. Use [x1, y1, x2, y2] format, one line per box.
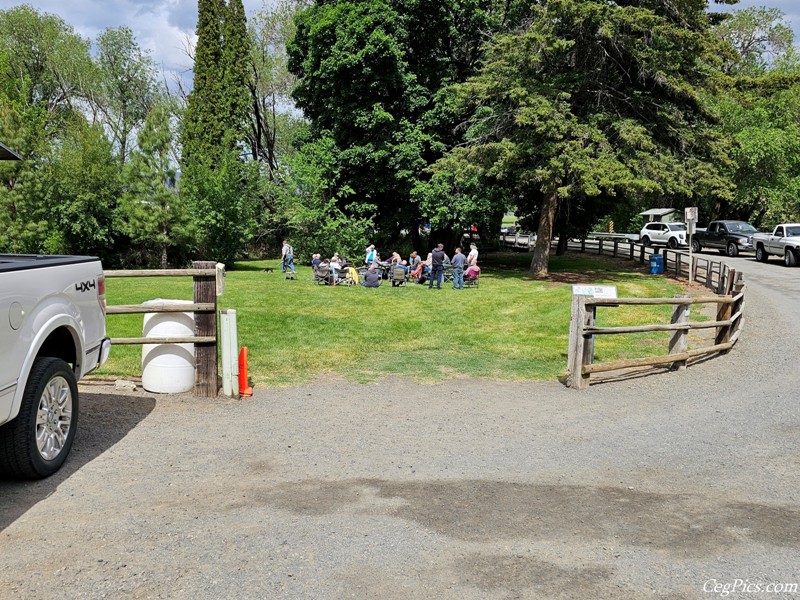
[283, 257, 296, 273]
[429, 265, 443, 288]
[452, 267, 464, 289]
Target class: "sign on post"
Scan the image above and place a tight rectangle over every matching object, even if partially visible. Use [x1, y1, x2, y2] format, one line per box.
[572, 285, 617, 299]
[685, 207, 698, 283]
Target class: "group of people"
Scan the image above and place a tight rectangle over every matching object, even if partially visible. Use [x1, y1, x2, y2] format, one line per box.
[362, 242, 480, 289]
[282, 239, 482, 288]
[310, 251, 359, 285]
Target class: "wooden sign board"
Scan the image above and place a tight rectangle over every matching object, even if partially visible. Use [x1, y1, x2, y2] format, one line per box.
[572, 285, 617, 299]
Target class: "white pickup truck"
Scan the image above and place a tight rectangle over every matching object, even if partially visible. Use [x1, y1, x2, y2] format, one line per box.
[0, 254, 110, 478]
[752, 223, 800, 266]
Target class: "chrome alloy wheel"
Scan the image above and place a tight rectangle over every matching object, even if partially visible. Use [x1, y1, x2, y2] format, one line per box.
[35, 375, 73, 461]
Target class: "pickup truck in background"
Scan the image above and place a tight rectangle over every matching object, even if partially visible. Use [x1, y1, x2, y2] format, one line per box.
[690, 220, 758, 257]
[0, 254, 110, 478]
[752, 224, 800, 266]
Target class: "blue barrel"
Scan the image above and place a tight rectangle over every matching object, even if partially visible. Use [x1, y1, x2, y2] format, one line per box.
[649, 254, 664, 274]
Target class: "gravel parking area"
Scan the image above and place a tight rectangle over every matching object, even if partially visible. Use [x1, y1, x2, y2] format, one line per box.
[1, 254, 798, 599]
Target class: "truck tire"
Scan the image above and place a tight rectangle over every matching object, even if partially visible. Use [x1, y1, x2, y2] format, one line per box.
[668, 237, 678, 249]
[691, 239, 701, 253]
[785, 248, 797, 267]
[641, 236, 651, 247]
[756, 246, 768, 262]
[726, 242, 739, 258]
[0, 358, 78, 479]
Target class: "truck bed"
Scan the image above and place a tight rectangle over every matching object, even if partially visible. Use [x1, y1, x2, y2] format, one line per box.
[0, 254, 100, 273]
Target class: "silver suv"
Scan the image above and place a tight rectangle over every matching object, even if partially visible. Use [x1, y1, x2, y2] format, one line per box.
[639, 222, 687, 249]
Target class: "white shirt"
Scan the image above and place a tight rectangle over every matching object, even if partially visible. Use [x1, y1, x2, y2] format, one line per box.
[467, 248, 478, 265]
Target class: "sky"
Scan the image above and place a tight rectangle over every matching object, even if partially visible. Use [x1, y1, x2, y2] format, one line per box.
[0, 0, 271, 90]
[0, 0, 797, 91]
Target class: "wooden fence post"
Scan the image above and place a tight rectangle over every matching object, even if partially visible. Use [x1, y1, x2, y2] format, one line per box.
[639, 244, 645, 264]
[669, 295, 689, 370]
[193, 260, 219, 397]
[731, 273, 745, 341]
[568, 294, 591, 389]
[715, 297, 732, 348]
[629, 242, 634, 261]
[613, 239, 619, 257]
[581, 238, 586, 252]
[676, 253, 682, 278]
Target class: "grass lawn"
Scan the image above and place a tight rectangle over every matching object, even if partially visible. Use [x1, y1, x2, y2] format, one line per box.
[94, 252, 686, 387]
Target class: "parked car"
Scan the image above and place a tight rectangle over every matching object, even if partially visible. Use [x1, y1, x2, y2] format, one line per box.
[639, 222, 688, 249]
[690, 220, 758, 257]
[752, 223, 800, 266]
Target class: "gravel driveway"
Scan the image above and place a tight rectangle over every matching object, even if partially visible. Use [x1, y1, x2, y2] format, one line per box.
[1, 253, 798, 599]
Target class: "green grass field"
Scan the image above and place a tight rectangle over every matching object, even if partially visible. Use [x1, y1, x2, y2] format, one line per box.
[94, 252, 685, 387]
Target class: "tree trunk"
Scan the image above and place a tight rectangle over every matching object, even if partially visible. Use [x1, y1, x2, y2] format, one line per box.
[529, 190, 558, 276]
[556, 234, 568, 255]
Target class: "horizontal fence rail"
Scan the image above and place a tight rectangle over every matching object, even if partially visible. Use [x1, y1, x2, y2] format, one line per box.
[104, 261, 221, 397]
[566, 237, 735, 294]
[564, 237, 745, 388]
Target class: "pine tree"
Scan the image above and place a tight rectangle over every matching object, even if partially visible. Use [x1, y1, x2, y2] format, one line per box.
[182, 0, 226, 167]
[221, 0, 250, 147]
[180, 0, 258, 264]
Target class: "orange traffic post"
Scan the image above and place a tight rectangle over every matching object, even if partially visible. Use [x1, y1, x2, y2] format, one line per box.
[238, 346, 253, 397]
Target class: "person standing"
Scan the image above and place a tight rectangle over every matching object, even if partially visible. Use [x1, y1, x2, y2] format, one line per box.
[451, 247, 467, 289]
[429, 243, 448, 290]
[365, 244, 376, 265]
[281, 240, 296, 274]
[467, 243, 479, 266]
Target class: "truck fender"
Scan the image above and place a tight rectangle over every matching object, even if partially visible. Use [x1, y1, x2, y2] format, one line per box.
[8, 314, 83, 424]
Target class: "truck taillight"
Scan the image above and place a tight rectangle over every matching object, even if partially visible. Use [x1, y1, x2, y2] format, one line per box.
[98, 274, 107, 314]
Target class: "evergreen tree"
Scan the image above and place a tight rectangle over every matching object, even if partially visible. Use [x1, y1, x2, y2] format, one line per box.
[182, 0, 226, 167]
[440, 0, 733, 275]
[181, 0, 258, 264]
[119, 98, 192, 268]
[221, 0, 251, 146]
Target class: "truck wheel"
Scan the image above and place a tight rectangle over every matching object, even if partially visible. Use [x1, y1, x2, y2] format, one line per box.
[0, 358, 78, 479]
[785, 248, 797, 267]
[726, 242, 739, 258]
[668, 237, 678, 249]
[691, 239, 701, 253]
[756, 246, 768, 262]
[641, 236, 651, 247]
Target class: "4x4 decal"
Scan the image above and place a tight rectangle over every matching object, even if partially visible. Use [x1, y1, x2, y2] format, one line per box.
[75, 280, 96, 293]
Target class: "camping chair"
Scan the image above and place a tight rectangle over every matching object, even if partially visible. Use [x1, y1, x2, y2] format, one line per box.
[390, 266, 408, 287]
[464, 269, 480, 288]
[337, 266, 358, 287]
[443, 265, 454, 284]
[312, 264, 333, 285]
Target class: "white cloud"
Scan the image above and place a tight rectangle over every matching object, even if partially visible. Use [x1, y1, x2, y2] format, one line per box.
[0, 0, 271, 90]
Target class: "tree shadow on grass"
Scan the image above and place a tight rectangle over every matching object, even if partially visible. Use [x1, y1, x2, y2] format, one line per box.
[0, 390, 155, 531]
[229, 260, 274, 272]
[483, 251, 655, 284]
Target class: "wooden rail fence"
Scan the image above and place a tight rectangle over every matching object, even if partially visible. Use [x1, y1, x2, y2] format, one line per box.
[104, 260, 220, 397]
[565, 238, 745, 388]
[568, 237, 736, 294]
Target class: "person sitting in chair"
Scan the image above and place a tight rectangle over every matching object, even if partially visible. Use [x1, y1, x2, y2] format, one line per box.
[362, 265, 382, 288]
[465, 262, 481, 282]
[316, 259, 333, 285]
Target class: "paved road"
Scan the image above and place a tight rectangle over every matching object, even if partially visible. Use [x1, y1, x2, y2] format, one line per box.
[0, 252, 798, 599]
